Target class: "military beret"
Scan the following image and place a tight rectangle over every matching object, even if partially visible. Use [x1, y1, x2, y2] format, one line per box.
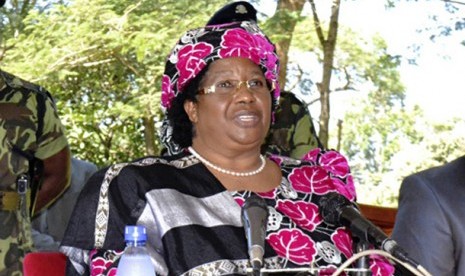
[206, 1, 257, 25]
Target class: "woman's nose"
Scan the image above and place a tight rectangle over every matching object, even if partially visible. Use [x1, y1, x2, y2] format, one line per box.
[234, 82, 255, 102]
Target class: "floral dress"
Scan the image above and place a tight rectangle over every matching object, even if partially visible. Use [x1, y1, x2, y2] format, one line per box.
[61, 148, 394, 276]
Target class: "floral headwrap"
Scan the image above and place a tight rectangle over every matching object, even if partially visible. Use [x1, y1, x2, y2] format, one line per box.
[160, 21, 280, 155]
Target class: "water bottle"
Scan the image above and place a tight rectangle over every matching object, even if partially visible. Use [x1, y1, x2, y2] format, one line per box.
[116, 225, 156, 276]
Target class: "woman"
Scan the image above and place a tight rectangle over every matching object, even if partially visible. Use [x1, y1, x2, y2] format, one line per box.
[60, 19, 394, 276]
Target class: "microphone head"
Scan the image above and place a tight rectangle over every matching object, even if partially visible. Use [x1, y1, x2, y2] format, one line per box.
[242, 194, 268, 213]
[241, 194, 269, 236]
[241, 194, 269, 270]
[318, 192, 353, 226]
[318, 192, 424, 270]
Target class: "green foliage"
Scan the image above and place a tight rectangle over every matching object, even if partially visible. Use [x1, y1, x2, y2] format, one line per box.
[2, 0, 223, 167]
[261, 8, 306, 45]
[2, 0, 462, 208]
[341, 94, 420, 206]
[342, 95, 465, 206]
[287, 21, 406, 105]
[289, 17, 323, 59]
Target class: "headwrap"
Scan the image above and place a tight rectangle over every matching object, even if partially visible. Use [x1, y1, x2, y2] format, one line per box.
[160, 20, 280, 155]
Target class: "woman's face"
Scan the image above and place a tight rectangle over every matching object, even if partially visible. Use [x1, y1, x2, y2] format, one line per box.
[185, 57, 273, 151]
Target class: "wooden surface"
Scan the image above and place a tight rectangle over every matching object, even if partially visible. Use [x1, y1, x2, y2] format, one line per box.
[358, 203, 398, 236]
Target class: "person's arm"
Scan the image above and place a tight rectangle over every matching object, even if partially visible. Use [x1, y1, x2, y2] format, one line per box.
[31, 88, 71, 215]
[31, 228, 61, 251]
[33, 146, 71, 214]
[391, 174, 454, 275]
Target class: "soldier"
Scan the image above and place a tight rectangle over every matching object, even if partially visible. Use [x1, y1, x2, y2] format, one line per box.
[0, 69, 71, 275]
[264, 91, 321, 159]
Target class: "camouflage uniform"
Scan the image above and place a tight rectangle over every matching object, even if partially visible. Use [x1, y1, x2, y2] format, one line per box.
[264, 91, 321, 159]
[0, 70, 68, 275]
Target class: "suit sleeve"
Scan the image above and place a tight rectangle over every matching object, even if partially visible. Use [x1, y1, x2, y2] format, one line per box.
[391, 174, 454, 275]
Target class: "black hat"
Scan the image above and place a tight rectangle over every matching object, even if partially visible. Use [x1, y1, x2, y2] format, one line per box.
[206, 1, 257, 25]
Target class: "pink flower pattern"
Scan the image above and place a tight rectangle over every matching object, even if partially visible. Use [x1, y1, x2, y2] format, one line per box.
[331, 228, 353, 259]
[232, 148, 394, 275]
[302, 148, 321, 162]
[302, 149, 357, 201]
[219, 29, 262, 64]
[161, 22, 280, 110]
[276, 199, 322, 231]
[370, 254, 396, 276]
[218, 28, 279, 89]
[268, 155, 284, 166]
[90, 249, 121, 276]
[176, 42, 213, 92]
[161, 75, 175, 109]
[332, 177, 356, 201]
[257, 189, 276, 199]
[321, 151, 349, 175]
[267, 228, 317, 265]
[289, 165, 335, 194]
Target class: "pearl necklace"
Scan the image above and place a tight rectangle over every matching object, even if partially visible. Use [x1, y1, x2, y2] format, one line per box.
[188, 147, 266, 177]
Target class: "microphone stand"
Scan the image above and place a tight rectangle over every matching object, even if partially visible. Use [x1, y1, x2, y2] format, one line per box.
[246, 266, 263, 276]
[251, 259, 262, 276]
[353, 240, 371, 276]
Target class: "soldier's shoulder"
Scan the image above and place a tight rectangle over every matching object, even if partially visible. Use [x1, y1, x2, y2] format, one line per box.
[0, 70, 50, 96]
[279, 91, 305, 105]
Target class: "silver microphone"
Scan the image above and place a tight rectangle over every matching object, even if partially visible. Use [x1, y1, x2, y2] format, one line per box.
[241, 194, 269, 273]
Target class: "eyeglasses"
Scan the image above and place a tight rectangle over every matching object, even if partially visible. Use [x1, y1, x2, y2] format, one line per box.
[198, 78, 276, 95]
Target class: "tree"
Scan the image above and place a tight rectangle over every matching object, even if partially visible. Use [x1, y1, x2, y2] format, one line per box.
[341, 95, 421, 205]
[343, 100, 465, 205]
[2, 0, 222, 166]
[262, 0, 307, 87]
[307, 0, 340, 149]
[265, 1, 406, 152]
[263, 0, 341, 148]
[0, 0, 417, 178]
[1, 1, 69, 57]
[335, 1, 465, 205]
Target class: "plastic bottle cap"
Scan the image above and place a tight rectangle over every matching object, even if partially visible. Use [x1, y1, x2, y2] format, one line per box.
[124, 225, 147, 242]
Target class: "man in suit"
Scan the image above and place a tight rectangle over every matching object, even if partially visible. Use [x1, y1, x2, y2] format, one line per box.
[391, 156, 465, 276]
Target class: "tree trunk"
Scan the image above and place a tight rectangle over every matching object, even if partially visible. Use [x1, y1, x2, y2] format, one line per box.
[309, 0, 341, 148]
[143, 116, 156, 156]
[337, 119, 342, 152]
[273, 0, 306, 89]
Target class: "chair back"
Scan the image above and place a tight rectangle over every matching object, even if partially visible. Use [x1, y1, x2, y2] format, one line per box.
[23, 252, 67, 276]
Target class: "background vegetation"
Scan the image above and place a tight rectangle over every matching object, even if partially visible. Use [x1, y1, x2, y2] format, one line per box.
[1, 0, 464, 206]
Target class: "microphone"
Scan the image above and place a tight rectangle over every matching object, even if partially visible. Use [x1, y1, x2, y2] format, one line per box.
[318, 192, 420, 268]
[241, 194, 269, 274]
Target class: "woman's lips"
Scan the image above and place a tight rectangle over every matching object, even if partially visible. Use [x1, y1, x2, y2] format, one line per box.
[234, 110, 260, 127]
